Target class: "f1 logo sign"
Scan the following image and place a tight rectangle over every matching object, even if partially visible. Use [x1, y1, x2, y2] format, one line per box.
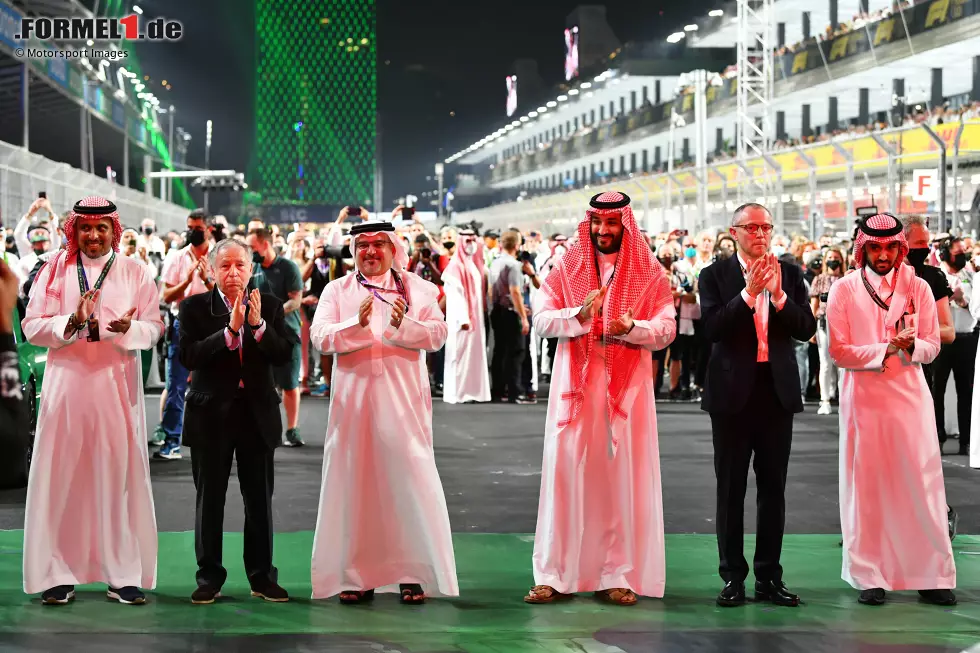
[912, 169, 938, 202]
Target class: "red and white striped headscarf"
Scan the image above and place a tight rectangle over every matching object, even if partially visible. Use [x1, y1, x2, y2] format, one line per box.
[36, 196, 123, 318]
[853, 212, 907, 268]
[442, 230, 483, 325]
[542, 191, 672, 429]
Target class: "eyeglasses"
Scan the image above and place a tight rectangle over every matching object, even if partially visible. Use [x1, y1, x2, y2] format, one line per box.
[733, 223, 774, 235]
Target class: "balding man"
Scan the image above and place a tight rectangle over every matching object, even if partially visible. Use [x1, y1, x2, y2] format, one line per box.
[699, 203, 816, 608]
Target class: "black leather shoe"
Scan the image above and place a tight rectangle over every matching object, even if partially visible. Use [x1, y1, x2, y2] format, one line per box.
[250, 578, 289, 603]
[716, 580, 746, 607]
[918, 589, 957, 606]
[191, 585, 222, 604]
[754, 580, 800, 607]
[858, 588, 886, 605]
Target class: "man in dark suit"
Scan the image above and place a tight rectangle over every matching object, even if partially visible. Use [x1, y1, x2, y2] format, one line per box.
[699, 203, 817, 608]
[178, 238, 297, 604]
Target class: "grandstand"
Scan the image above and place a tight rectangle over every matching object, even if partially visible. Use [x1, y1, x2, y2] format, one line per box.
[446, 0, 980, 238]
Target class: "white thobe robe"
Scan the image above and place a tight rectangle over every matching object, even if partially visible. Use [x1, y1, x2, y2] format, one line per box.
[828, 266, 955, 591]
[442, 256, 491, 404]
[309, 269, 458, 599]
[21, 251, 163, 593]
[530, 253, 676, 596]
[968, 279, 980, 468]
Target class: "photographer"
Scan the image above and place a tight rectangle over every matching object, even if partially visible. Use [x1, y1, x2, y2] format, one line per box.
[518, 247, 541, 403]
[665, 244, 698, 400]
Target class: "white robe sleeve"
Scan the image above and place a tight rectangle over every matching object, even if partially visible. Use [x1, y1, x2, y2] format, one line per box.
[619, 303, 677, 351]
[531, 284, 591, 339]
[21, 262, 79, 349]
[827, 281, 888, 371]
[443, 278, 470, 330]
[113, 265, 165, 352]
[309, 283, 375, 354]
[969, 276, 980, 322]
[383, 298, 448, 353]
[907, 282, 941, 365]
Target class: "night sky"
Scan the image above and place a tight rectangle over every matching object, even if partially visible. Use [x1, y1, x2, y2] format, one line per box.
[132, 0, 711, 212]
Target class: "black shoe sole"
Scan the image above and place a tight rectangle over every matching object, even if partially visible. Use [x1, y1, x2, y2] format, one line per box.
[251, 590, 289, 603]
[754, 593, 800, 607]
[716, 596, 746, 607]
[858, 598, 886, 606]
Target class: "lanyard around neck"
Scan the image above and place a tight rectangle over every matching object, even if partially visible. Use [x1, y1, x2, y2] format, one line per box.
[77, 251, 115, 294]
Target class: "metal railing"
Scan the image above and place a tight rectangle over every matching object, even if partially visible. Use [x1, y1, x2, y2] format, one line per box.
[458, 121, 980, 238]
[0, 140, 188, 232]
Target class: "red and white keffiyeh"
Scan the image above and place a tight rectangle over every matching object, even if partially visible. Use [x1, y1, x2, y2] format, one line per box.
[542, 191, 672, 428]
[36, 196, 123, 318]
[853, 212, 908, 267]
[442, 231, 483, 325]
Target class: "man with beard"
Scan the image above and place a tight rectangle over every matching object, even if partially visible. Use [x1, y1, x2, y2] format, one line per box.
[155, 209, 215, 459]
[21, 197, 164, 605]
[827, 212, 955, 606]
[933, 236, 976, 456]
[309, 222, 456, 605]
[524, 192, 676, 606]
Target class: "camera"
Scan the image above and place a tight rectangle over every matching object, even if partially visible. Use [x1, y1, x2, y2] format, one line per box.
[819, 293, 829, 302]
[421, 247, 432, 259]
[38, 191, 47, 199]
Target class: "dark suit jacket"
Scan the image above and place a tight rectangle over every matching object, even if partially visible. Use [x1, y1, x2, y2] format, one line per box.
[178, 289, 297, 450]
[699, 255, 817, 415]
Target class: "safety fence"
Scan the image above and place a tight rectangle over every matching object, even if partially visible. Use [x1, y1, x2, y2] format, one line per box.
[458, 121, 980, 239]
[0, 140, 188, 232]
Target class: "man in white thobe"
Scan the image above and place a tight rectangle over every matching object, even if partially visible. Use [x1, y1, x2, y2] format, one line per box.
[309, 221, 457, 604]
[21, 196, 163, 606]
[442, 229, 490, 403]
[827, 212, 956, 606]
[525, 191, 676, 606]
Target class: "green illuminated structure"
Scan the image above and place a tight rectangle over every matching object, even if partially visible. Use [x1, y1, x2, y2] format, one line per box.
[254, 0, 377, 207]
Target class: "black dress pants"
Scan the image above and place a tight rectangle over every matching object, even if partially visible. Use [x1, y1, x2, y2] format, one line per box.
[933, 330, 978, 447]
[192, 393, 277, 589]
[490, 306, 525, 400]
[711, 364, 794, 584]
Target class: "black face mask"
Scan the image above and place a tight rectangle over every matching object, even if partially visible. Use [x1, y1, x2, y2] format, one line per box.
[186, 229, 206, 247]
[950, 252, 968, 271]
[826, 260, 841, 271]
[143, 227, 154, 236]
[659, 258, 673, 268]
[443, 241, 455, 250]
[906, 248, 930, 268]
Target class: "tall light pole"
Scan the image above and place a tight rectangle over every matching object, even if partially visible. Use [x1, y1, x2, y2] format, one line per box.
[167, 105, 175, 203]
[204, 119, 213, 213]
[435, 162, 444, 219]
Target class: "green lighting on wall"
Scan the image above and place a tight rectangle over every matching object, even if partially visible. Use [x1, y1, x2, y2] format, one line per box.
[254, 0, 377, 207]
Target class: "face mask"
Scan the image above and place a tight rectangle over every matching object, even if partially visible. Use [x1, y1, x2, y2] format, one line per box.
[659, 257, 673, 268]
[685, 247, 697, 259]
[826, 260, 841, 271]
[186, 229, 206, 247]
[443, 241, 455, 250]
[771, 245, 786, 257]
[33, 245, 46, 256]
[906, 248, 929, 268]
[951, 253, 968, 271]
[143, 227, 154, 236]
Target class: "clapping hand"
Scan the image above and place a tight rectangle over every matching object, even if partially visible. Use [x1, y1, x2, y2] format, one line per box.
[577, 286, 608, 324]
[745, 256, 774, 297]
[247, 289, 263, 327]
[390, 297, 407, 329]
[74, 289, 100, 324]
[229, 290, 246, 332]
[888, 327, 916, 354]
[358, 296, 373, 327]
[107, 307, 137, 334]
[607, 308, 635, 337]
[764, 253, 783, 299]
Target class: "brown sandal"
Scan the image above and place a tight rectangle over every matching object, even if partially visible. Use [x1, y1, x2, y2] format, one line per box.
[524, 585, 573, 604]
[594, 588, 637, 606]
